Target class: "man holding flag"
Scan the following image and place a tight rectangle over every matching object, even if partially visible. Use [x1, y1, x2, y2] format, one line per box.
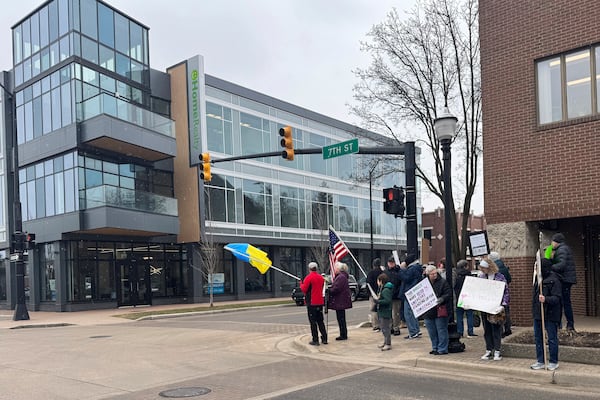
[300, 262, 328, 346]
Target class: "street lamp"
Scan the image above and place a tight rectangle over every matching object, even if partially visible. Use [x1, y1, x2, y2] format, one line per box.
[368, 161, 379, 263]
[0, 79, 29, 321]
[434, 106, 457, 318]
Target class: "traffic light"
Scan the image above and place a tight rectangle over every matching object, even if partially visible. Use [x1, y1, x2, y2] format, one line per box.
[199, 153, 212, 182]
[11, 232, 25, 252]
[26, 233, 36, 250]
[383, 186, 405, 217]
[279, 126, 294, 161]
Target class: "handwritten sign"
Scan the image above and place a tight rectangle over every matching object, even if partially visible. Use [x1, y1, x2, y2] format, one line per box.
[457, 276, 505, 314]
[468, 230, 490, 257]
[405, 278, 438, 318]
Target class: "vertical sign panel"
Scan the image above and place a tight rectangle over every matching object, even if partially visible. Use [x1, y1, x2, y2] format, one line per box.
[187, 55, 206, 166]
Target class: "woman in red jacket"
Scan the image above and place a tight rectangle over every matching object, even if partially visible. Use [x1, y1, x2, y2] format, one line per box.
[300, 262, 327, 345]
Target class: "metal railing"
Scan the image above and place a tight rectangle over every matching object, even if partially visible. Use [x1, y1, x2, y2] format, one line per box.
[81, 185, 178, 216]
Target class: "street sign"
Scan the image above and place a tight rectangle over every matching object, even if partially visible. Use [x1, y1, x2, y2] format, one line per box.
[10, 253, 20, 261]
[322, 138, 359, 160]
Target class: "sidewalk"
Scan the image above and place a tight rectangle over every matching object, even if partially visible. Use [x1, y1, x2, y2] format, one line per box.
[2, 302, 599, 394]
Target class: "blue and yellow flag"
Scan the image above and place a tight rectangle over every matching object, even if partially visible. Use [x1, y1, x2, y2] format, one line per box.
[224, 243, 272, 274]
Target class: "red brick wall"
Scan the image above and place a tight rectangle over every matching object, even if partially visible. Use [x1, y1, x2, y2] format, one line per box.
[480, 0, 600, 225]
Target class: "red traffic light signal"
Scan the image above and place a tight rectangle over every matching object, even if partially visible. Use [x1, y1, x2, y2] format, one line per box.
[383, 187, 405, 217]
[25, 233, 36, 249]
[279, 126, 294, 161]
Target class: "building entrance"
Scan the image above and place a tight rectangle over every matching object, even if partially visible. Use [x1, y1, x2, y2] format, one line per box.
[117, 256, 151, 307]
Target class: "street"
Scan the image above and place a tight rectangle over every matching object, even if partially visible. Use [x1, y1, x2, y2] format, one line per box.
[0, 303, 598, 399]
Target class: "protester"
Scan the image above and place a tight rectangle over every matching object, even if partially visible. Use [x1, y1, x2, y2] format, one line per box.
[489, 251, 513, 337]
[549, 233, 577, 331]
[397, 253, 423, 339]
[366, 258, 383, 332]
[478, 258, 510, 361]
[374, 273, 393, 351]
[422, 264, 452, 355]
[299, 262, 327, 346]
[531, 258, 562, 371]
[384, 256, 402, 336]
[328, 262, 353, 340]
[454, 259, 477, 338]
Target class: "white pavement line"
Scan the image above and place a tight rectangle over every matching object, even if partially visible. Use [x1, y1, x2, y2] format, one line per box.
[244, 366, 380, 400]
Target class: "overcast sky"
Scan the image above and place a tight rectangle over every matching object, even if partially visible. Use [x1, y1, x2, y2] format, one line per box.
[0, 0, 484, 214]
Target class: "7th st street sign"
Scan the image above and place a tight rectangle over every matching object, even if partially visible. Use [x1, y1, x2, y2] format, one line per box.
[322, 138, 359, 160]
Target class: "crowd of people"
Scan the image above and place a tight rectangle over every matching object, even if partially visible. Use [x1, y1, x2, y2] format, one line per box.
[299, 232, 576, 371]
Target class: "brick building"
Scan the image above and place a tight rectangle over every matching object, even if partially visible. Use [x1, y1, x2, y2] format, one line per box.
[480, 1, 600, 326]
[421, 208, 486, 266]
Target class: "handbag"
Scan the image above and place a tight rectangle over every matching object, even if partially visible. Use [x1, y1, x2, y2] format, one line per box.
[486, 309, 506, 325]
[473, 312, 481, 327]
[436, 304, 448, 318]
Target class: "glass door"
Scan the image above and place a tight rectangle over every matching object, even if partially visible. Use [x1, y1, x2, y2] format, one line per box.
[117, 256, 150, 306]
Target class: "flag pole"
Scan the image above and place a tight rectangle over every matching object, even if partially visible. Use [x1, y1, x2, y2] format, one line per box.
[225, 246, 301, 280]
[329, 225, 368, 278]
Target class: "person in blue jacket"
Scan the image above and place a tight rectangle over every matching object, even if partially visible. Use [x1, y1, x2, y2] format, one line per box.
[397, 254, 424, 339]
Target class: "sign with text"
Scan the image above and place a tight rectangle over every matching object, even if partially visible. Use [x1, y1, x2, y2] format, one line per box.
[322, 138, 359, 160]
[457, 276, 505, 314]
[405, 278, 438, 318]
[468, 230, 490, 257]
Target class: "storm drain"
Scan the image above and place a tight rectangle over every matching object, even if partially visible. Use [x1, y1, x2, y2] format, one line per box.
[159, 387, 212, 398]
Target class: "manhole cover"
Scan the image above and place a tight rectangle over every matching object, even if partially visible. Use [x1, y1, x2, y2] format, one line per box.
[89, 335, 112, 339]
[159, 387, 211, 398]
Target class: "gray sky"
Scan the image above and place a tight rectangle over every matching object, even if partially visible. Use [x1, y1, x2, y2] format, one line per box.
[0, 0, 483, 214]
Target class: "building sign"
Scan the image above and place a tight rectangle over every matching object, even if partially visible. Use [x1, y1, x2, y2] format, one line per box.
[187, 55, 206, 166]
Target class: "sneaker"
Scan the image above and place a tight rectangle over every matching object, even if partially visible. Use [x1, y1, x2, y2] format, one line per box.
[530, 362, 545, 370]
[381, 344, 392, 351]
[429, 350, 439, 355]
[405, 332, 422, 339]
[372, 327, 381, 332]
[481, 350, 492, 360]
[392, 329, 401, 336]
[547, 363, 559, 371]
[493, 351, 502, 361]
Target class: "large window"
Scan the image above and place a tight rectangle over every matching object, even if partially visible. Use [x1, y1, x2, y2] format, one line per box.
[243, 179, 272, 226]
[279, 185, 305, 229]
[206, 102, 233, 154]
[537, 46, 600, 124]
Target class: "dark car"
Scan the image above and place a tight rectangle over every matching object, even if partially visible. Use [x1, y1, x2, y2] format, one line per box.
[356, 276, 370, 300]
[291, 274, 359, 306]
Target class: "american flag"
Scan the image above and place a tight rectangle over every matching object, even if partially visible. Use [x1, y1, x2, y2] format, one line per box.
[329, 229, 349, 278]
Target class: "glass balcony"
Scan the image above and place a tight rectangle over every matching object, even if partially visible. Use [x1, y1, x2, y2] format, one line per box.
[77, 93, 175, 137]
[81, 185, 178, 216]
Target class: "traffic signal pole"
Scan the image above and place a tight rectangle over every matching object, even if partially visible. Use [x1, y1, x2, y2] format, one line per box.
[206, 143, 419, 259]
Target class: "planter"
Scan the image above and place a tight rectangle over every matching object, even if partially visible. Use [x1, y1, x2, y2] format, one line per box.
[503, 341, 600, 365]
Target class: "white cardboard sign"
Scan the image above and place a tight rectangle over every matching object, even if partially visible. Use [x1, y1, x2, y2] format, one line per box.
[457, 276, 505, 314]
[405, 278, 438, 318]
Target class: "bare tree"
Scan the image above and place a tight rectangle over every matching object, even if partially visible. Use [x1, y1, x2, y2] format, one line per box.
[310, 188, 333, 274]
[352, 0, 481, 261]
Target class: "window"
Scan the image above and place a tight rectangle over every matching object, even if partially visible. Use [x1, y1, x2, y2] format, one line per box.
[536, 47, 600, 124]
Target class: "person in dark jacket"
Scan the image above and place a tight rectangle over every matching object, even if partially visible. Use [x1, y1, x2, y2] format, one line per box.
[490, 251, 513, 337]
[300, 262, 327, 346]
[422, 265, 452, 355]
[549, 233, 576, 331]
[384, 256, 402, 336]
[374, 273, 393, 351]
[328, 262, 352, 340]
[397, 254, 423, 339]
[530, 258, 562, 371]
[454, 259, 476, 337]
[366, 258, 383, 331]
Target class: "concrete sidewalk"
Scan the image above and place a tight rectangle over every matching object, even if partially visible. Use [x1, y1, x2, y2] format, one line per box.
[2, 302, 599, 394]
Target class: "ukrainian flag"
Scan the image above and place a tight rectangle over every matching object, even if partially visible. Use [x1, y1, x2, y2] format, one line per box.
[224, 243, 272, 274]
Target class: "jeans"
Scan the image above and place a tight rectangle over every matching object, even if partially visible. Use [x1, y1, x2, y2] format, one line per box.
[404, 300, 420, 336]
[424, 317, 449, 353]
[562, 283, 575, 329]
[534, 319, 559, 364]
[456, 306, 474, 336]
[380, 317, 391, 345]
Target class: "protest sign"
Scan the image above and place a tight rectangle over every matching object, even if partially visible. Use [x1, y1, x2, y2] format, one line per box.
[405, 278, 438, 317]
[456, 276, 505, 314]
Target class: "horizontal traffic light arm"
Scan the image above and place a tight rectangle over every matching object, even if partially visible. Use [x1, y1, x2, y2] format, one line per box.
[207, 145, 409, 164]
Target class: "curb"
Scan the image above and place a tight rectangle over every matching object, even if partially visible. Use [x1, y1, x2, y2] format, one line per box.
[135, 303, 294, 321]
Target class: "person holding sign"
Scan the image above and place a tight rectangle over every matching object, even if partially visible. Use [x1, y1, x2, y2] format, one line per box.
[478, 258, 510, 361]
[422, 265, 452, 355]
[531, 258, 562, 371]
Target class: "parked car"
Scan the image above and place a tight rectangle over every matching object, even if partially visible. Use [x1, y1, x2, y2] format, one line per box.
[291, 274, 359, 306]
[356, 276, 370, 300]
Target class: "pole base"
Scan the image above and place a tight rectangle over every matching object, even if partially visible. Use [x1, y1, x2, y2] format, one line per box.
[448, 321, 465, 353]
[13, 304, 30, 321]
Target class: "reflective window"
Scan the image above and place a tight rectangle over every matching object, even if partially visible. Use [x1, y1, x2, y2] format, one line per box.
[31, 12, 40, 54]
[13, 24, 22, 64]
[82, 36, 98, 63]
[48, 0, 59, 43]
[114, 12, 129, 55]
[129, 21, 143, 62]
[566, 50, 591, 119]
[243, 179, 273, 226]
[206, 102, 233, 154]
[98, 3, 114, 47]
[39, 6, 49, 48]
[80, 0, 98, 40]
[58, 0, 69, 36]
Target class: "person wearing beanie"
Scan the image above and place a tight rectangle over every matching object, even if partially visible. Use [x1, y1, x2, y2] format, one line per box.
[300, 262, 327, 346]
[367, 258, 384, 331]
[489, 251, 512, 338]
[530, 258, 562, 371]
[550, 232, 576, 330]
[397, 254, 423, 339]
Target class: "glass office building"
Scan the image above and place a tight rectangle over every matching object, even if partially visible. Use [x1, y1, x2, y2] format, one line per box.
[0, 0, 419, 312]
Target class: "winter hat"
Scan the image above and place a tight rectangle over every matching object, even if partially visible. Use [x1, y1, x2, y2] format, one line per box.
[489, 251, 500, 261]
[372, 258, 381, 268]
[404, 253, 417, 265]
[457, 259, 468, 269]
[388, 256, 396, 263]
[552, 233, 565, 244]
[308, 262, 318, 271]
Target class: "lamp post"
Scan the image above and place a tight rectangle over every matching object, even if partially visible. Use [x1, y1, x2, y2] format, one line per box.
[0, 79, 29, 321]
[368, 161, 379, 263]
[434, 107, 457, 322]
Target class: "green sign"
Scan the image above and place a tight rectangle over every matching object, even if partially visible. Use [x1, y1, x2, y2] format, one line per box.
[322, 138, 359, 160]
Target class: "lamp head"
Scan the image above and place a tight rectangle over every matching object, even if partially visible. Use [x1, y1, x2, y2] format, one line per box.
[434, 107, 457, 141]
